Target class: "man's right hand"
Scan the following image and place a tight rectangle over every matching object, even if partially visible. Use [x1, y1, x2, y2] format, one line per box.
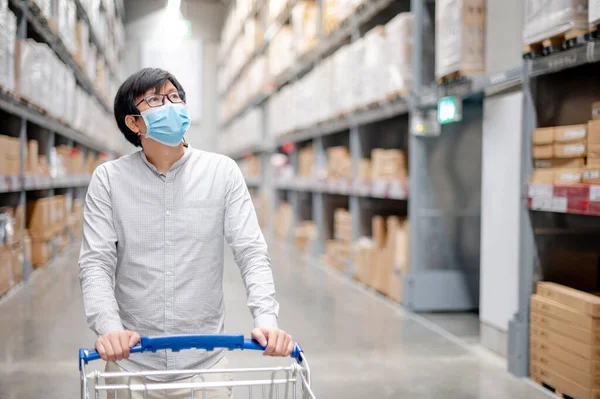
[95, 330, 141, 362]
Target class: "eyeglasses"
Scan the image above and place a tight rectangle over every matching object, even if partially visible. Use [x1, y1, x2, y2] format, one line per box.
[136, 91, 186, 108]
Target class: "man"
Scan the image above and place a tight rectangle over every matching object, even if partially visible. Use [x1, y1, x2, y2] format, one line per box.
[79, 68, 291, 398]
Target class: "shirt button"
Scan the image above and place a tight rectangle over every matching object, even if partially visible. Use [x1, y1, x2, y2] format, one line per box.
[166, 211, 171, 216]
[166, 271, 172, 276]
[166, 302, 172, 307]
[166, 241, 173, 246]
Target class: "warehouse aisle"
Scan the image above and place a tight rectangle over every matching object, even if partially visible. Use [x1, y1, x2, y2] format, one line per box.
[0, 242, 549, 399]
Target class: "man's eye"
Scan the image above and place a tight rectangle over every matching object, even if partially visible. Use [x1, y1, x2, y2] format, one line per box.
[147, 95, 161, 104]
[170, 93, 181, 100]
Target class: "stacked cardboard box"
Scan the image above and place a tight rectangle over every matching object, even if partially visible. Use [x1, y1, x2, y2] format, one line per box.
[274, 202, 294, 240]
[353, 215, 410, 303]
[530, 125, 588, 184]
[524, 0, 588, 47]
[68, 199, 84, 240]
[327, 147, 351, 180]
[0, 205, 26, 297]
[435, 0, 486, 80]
[334, 208, 352, 260]
[371, 149, 408, 182]
[322, 0, 340, 35]
[27, 195, 67, 267]
[321, 239, 346, 272]
[0, 135, 21, 175]
[294, 221, 317, 253]
[240, 155, 261, 178]
[530, 282, 600, 399]
[298, 146, 315, 178]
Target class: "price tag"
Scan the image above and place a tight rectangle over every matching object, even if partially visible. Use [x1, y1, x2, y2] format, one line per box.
[590, 186, 600, 202]
[531, 197, 552, 211]
[551, 197, 568, 213]
[528, 184, 553, 198]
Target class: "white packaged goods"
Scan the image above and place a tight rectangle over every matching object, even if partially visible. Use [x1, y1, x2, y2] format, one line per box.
[268, 25, 294, 79]
[362, 26, 386, 107]
[338, 0, 363, 23]
[75, 21, 90, 68]
[58, 0, 77, 55]
[386, 13, 413, 96]
[435, 0, 486, 79]
[0, 6, 17, 92]
[32, 0, 52, 21]
[292, 0, 319, 56]
[219, 108, 262, 155]
[591, 0, 600, 25]
[268, 0, 288, 23]
[523, 0, 588, 45]
[87, 44, 97, 82]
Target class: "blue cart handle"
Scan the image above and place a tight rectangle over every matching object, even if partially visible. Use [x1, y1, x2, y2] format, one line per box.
[79, 335, 303, 369]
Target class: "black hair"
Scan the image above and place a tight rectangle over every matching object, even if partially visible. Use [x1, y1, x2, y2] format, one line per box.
[113, 67, 185, 147]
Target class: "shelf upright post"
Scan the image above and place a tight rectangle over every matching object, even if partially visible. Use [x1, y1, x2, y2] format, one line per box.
[349, 122, 361, 276]
[507, 59, 536, 378]
[311, 136, 326, 257]
[288, 147, 300, 241]
[18, 117, 30, 281]
[47, 130, 55, 197]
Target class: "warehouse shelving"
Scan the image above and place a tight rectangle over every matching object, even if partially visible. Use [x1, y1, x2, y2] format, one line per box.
[0, 0, 128, 302]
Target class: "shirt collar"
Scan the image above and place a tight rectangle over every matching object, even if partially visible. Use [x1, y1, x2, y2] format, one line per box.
[139, 143, 192, 177]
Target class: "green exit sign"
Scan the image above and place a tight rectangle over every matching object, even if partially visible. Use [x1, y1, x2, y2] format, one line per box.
[437, 96, 462, 124]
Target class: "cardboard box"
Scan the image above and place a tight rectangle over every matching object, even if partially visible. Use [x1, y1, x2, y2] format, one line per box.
[555, 141, 587, 158]
[26, 140, 39, 174]
[593, 101, 600, 121]
[537, 282, 600, 318]
[353, 238, 375, 284]
[532, 295, 600, 331]
[31, 239, 52, 268]
[535, 158, 585, 168]
[531, 324, 600, 360]
[0, 250, 11, 297]
[555, 124, 587, 143]
[589, 120, 600, 145]
[530, 168, 555, 184]
[589, 144, 600, 166]
[531, 310, 600, 346]
[358, 159, 371, 180]
[532, 145, 554, 159]
[531, 346, 600, 389]
[531, 337, 600, 376]
[372, 215, 386, 249]
[554, 168, 583, 184]
[584, 168, 600, 184]
[530, 362, 600, 399]
[533, 127, 555, 145]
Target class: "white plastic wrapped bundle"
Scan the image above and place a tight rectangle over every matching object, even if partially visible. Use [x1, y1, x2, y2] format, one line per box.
[347, 38, 365, 111]
[523, 0, 588, 45]
[362, 26, 387, 106]
[58, 0, 77, 55]
[386, 12, 413, 97]
[435, 0, 486, 79]
[0, 7, 16, 92]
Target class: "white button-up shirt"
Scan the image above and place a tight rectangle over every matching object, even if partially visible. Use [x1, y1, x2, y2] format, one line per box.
[79, 145, 279, 377]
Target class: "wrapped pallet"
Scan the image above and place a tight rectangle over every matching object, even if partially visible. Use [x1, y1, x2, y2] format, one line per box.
[591, 0, 600, 27]
[523, 0, 588, 46]
[385, 12, 413, 98]
[435, 0, 486, 80]
[362, 26, 387, 107]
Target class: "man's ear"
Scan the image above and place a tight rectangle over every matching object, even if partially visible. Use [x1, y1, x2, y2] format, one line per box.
[125, 115, 140, 133]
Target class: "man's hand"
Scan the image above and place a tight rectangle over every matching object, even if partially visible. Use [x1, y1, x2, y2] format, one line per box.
[251, 328, 293, 357]
[95, 330, 141, 362]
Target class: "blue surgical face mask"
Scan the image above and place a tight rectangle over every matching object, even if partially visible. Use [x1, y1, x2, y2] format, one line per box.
[139, 103, 190, 146]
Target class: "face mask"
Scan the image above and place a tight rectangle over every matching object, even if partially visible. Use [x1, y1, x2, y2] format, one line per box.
[139, 103, 190, 146]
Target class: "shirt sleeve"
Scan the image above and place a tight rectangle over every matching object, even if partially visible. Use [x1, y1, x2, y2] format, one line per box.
[224, 158, 280, 329]
[78, 165, 124, 336]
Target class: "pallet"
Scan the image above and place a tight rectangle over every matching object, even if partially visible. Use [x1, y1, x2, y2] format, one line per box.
[435, 70, 480, 84]
[589, 24, 600, 40]
[523, 28, 589, 59]
[531, 377, 577, 399]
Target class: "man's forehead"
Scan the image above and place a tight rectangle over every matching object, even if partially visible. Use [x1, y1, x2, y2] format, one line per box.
[138, 82, 177, 98]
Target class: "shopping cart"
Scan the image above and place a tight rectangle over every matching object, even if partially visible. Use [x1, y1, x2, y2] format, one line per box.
[79, 334, 316, 399]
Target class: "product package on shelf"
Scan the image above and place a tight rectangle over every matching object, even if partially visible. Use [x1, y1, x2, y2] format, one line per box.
[294, 221, 318, 253]
[371, 149, 408, 182]
[435, 0, 486, 81]
[0, 135, 21, 175]
[385, 12, 413, 98]
[292, 0, 319, 56]
[75, 20, 90, 70]
[530, 282, 600, 398]
[0, 6, 17, 93]
[322, 0, 340, 35]
[298, 145, 315, 178]
[57, 0, 77, 56]
[361, 26, 386, 108]
[243, 17, 263, 55]
[274, 202, 294, 240]
[353, 215, 410, 303]
[523, 0, 588, 47]
[327, 146, 352, 180]
[268, 25, 295, 80]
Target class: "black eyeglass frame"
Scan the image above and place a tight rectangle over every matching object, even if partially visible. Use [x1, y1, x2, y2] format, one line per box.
[135, 91, 187, 108]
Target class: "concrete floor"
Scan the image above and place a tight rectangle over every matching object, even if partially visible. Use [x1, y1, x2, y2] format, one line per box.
[0, 242, 552, 399]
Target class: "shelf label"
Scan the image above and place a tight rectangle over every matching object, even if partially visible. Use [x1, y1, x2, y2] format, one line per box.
[551, 197, 568, 213]
[531, 197, 553, 211]
[528, 184, 553, 198]
[590, 186, 600, 202]
[488, 72, 508, 86]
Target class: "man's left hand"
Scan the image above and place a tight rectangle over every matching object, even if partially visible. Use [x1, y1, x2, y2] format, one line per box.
[251, 328, 293, 357]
